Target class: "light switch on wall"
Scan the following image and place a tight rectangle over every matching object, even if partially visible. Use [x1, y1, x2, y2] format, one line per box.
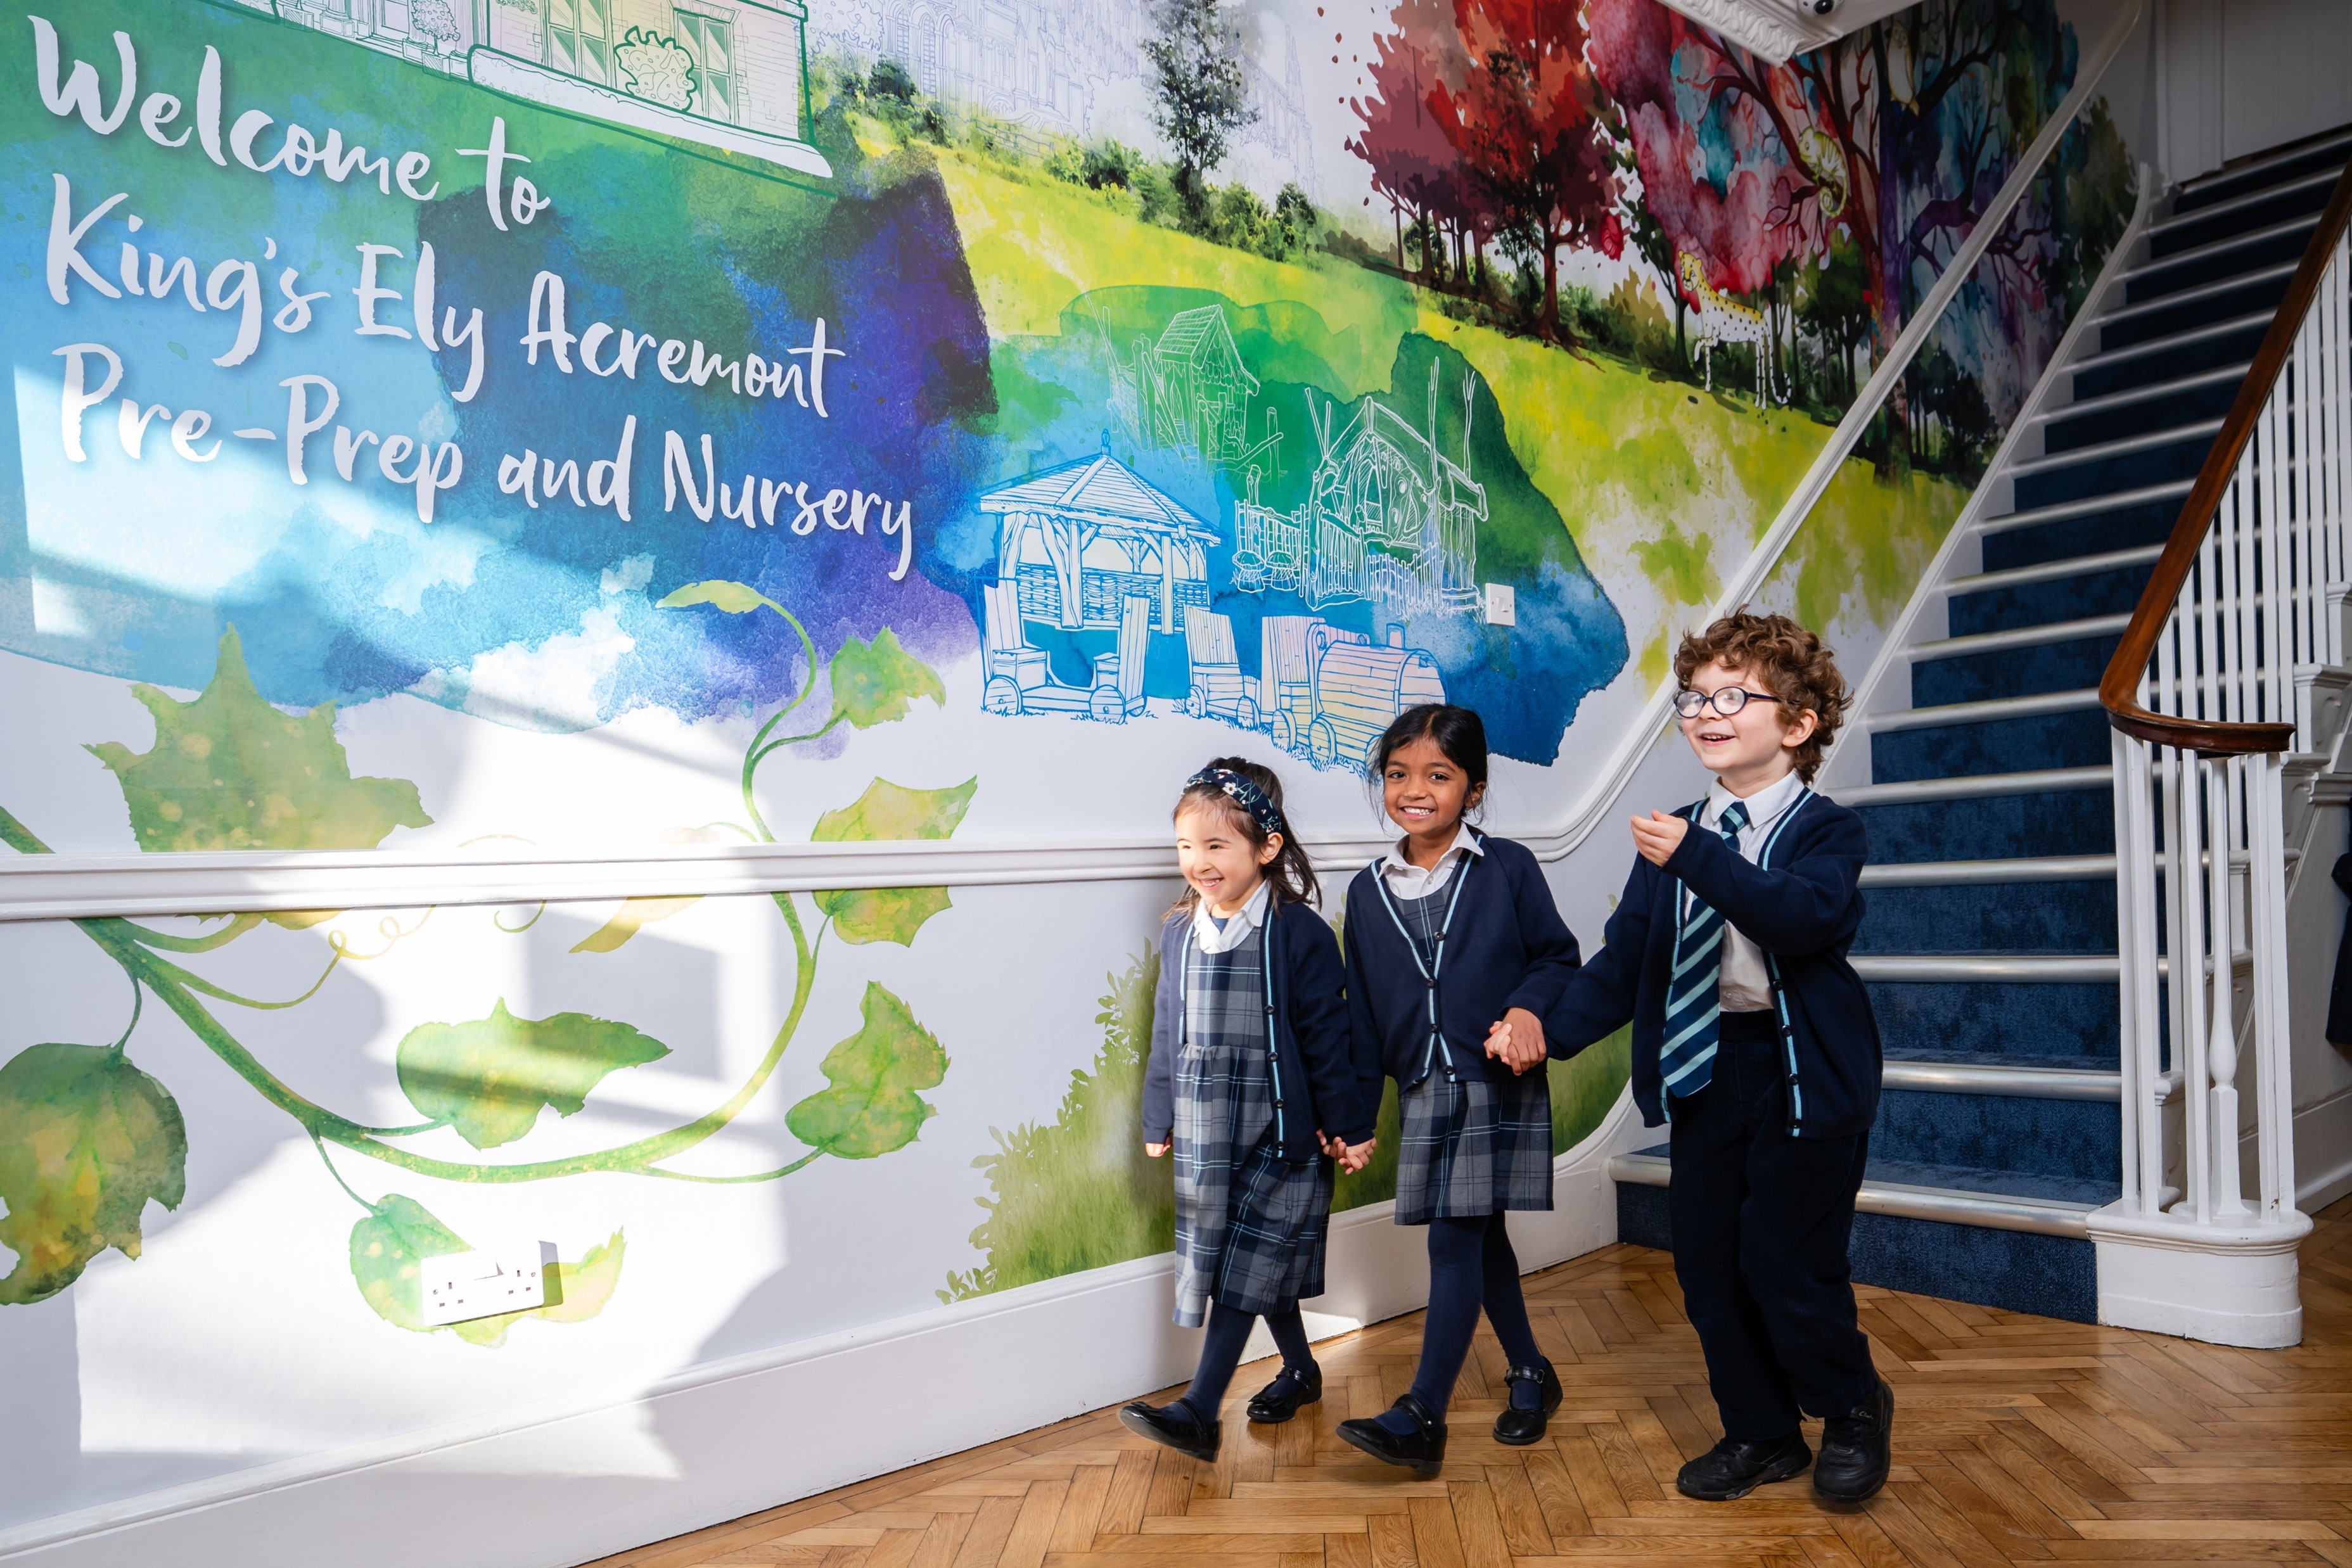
[419, 1242, 558, 1325]
[1483, 582, 1516, 627]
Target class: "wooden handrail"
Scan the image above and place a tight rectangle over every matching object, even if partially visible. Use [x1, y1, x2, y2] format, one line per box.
[2100, 156, 2352, 755]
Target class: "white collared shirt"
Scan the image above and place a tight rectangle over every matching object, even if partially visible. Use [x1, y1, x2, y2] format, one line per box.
[1191, 876, 1272, 954]
[1694, 769, 1807, 1012]
[1379, 822, 1484, 901]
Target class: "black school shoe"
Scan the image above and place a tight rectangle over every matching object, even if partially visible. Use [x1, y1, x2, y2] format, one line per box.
[1492, 1360, 1564, 1445]
[1335, 1393, 1447, 1476]
[1118, 1398, 1220, 1462]
[1246, 1364, 1322, 1424]
[1813, 1375, 1895, 1502]
[1675, 1432, 1812, 1500]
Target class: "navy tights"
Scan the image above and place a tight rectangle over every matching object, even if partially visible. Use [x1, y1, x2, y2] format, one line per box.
[1175, 1301, 1314, 1420]
[1377, 1214, 1544, 1433]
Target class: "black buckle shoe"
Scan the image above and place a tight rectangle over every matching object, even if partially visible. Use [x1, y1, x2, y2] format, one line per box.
[1675, 1432, 1812, 1501]
[1118, 1398, 1220, 1462]
[1492, 1360, 1564, 1446]
[1246, 1363, 1322, 1424]
[1336, 1392, 1447, 1476]
[1813, 1376, 1893, 1502]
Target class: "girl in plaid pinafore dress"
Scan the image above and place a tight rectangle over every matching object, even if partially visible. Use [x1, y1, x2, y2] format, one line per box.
[1120, 759, 1377, 1464]
[1336, 706, 1584, 1474]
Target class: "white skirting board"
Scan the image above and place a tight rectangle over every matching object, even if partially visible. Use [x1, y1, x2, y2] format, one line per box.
[0, 1096, 1648, 1568]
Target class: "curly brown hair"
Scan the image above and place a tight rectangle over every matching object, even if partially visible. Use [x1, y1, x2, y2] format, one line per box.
[1671, 611, 1849, 782]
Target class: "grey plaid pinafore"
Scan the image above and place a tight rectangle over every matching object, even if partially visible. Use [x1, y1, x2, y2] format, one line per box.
[1169, 919, 1334, 1327]
[1383, 881, 1556, 1225]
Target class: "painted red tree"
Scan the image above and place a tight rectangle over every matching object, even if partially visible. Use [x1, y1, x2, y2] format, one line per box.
[1346, 0, 1478, 281]
[1445, 0, 1621, 339]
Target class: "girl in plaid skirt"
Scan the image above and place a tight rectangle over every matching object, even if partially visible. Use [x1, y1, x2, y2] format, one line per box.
[1336, 706, 1584, 1474]
[1122, 758, 1378, 1463]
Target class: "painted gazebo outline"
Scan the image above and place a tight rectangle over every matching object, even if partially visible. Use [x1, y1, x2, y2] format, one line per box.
[976, 451, 1220, 722]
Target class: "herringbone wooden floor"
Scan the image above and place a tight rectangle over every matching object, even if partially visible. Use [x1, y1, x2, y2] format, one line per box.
[591, 1197, 2352, 1568]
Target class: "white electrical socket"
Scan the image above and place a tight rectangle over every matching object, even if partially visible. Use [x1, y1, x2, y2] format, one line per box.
[1483, 582, 1516, 627]
[418, 1242, 556, 1325]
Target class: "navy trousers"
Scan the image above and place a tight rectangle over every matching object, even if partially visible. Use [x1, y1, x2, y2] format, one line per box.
[1666, 1013, 1878, 1440]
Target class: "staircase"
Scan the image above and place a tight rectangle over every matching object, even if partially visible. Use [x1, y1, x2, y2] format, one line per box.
[1611, 124, 2352, 1324]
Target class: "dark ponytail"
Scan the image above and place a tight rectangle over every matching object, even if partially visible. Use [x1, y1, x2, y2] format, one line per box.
[1171, 755, 1319, 909]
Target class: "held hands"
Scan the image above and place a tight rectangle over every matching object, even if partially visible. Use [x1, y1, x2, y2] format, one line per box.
[1631, 809, 1689, 867]
[1318, 1128, 1378, 1174]
[1153, 1133, 1377, 1175]
[1483, 1006, 1548, 1074]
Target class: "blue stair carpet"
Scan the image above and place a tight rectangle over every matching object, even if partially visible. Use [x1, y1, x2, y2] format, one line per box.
[1613, 124, 2352, 1325]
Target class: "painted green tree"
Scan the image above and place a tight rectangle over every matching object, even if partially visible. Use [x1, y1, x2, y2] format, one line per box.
[0, 586, 968, 1344]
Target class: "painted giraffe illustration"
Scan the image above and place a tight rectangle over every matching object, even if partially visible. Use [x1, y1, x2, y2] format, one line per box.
[1678, 252, 1785, 407]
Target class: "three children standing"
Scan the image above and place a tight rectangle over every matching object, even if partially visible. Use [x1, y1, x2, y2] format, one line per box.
[1123, 611, 1890, 1507]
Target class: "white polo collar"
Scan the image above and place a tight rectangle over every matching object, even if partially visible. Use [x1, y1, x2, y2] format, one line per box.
[1383, 822, 1483, 874]
[1191, 876, 1272, 953]
[1703, 768, 1805, 838]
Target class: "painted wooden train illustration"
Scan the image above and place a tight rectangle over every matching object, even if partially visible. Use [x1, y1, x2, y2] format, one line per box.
[974, 449, 1443, 766]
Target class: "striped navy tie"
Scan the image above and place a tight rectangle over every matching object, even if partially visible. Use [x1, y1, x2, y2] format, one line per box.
[1659, 800, 1749, 1104]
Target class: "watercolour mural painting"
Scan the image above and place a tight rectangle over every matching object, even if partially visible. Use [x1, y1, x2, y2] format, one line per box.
[0, 0, 2128, 1521]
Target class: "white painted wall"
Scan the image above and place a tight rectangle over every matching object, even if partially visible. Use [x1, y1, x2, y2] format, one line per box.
[2152, 0, 2352, 182]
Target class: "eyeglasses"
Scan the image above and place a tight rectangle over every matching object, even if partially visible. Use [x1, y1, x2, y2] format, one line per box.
[1673, 686, 1784, 720]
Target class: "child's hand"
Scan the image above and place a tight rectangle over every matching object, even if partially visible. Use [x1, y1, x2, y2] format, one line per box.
[1632, 809, 1689, 867]
[1484, 1007, 1548, 1074]
[1144, 1142, 1170, 1158]
[1336, 1137, 1377, 1175]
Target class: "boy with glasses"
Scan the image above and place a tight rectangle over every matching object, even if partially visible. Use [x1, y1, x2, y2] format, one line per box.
[1486, 611, 1890, 1503]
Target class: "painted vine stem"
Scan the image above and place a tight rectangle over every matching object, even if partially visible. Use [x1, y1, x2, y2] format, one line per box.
[0, 583, 962, 1191]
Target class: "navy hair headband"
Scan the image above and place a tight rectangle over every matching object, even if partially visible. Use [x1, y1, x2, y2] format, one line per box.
[1186, 767, 1286, 839]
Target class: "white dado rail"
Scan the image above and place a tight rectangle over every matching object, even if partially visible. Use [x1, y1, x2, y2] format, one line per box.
[0, 2, 2142, 927]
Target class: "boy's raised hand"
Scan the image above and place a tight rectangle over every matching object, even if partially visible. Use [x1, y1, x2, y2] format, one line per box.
[1632, 809, 1689, 867]
[1483, 1006, 1548, 1073]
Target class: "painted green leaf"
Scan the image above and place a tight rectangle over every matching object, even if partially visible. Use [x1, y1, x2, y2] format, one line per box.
[85, 628, 430, 928]
[572, 827, 731, 953]
[814, 885, 955, 947]
[348, 1193, 623, 1346]
[809, 777, 976, 946]
[785, 983, 948, 1159]
[829, 629, 946, 730]
[349, 1194, 467, 1332]
[657, 580, 782, 616]
[395, 1001, 670, 1150]
[0, 1043, 187, 1305]
[811, 777, 978, 843]
[572, 895, 701, 953]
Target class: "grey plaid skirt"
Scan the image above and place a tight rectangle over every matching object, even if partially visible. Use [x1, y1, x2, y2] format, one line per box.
[1393, 1065, 1555, 1225]
[1169, 925, 1334, 1325]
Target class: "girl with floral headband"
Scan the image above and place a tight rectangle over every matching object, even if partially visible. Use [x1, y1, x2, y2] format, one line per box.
[1120, 756, 1377, 1463]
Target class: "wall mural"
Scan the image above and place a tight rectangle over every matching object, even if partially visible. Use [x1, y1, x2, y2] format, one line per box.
[0, 0, 2126, 1522]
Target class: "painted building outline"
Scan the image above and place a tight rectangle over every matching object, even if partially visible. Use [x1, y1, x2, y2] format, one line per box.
[973, 421, 1452, 768]
[260, 0, 833, 176]
[1232, 362, 1485, 618]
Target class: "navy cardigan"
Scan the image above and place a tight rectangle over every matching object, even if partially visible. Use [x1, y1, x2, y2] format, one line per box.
[1142, 898, 1375, 1163]
[1542, 788, 1882, 1138]
[1343, 832, 1583, 1091]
